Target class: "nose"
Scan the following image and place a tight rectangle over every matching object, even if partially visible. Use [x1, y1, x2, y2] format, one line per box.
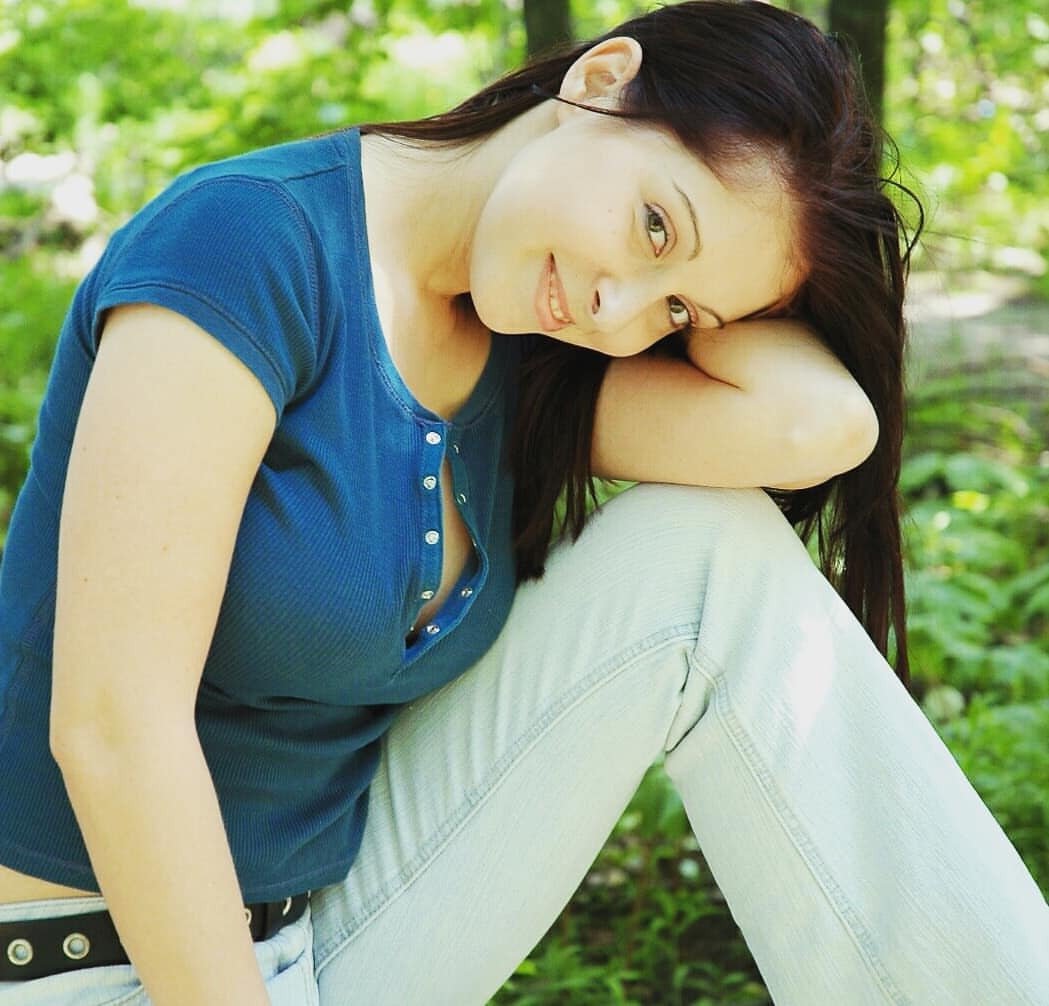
[590, 273, 656, 336]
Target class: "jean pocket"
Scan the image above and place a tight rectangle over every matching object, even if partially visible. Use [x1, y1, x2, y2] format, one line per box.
[257, 908, 318, 1006]
[264, 951, 318, 1006]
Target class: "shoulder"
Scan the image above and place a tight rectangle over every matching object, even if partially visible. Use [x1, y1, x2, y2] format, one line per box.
[172, 130, 359, 197]
[113, 130, 360, 249]
[81, 135, 364, 413]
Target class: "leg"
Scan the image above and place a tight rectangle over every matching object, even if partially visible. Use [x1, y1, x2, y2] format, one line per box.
[660, 493, 1049, 1004]
[311, 485, 1049, 1005]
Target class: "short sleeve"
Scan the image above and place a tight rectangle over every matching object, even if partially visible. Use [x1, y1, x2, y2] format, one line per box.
[94, 175, 321, 415]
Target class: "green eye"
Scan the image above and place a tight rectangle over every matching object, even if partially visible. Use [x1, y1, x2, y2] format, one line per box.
[645, 204, 669, 255]
[668, 296, 692, 329]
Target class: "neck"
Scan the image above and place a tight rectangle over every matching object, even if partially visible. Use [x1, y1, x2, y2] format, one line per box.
[359, 101, 557, 302]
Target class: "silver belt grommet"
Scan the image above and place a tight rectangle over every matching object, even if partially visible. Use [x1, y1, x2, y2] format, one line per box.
[6, 938, 33, 967]
[244, 907, 253, 926]
[281, 896, 293, 917]
[62, 932, 90, 961]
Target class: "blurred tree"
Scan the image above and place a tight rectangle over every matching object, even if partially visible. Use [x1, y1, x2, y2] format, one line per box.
[524, 0, 573, 58]
[829, 0, 888, 123]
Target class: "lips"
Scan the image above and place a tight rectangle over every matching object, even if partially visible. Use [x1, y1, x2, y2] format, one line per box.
[535, 254, 574, 333]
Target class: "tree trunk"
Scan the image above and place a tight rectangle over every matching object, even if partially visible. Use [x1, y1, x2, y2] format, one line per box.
[828, 0, 888, 125]
[524, 0, 573, 59]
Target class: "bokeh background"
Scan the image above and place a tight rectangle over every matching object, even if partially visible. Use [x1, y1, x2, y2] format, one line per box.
[2, 1, 1047, 1001]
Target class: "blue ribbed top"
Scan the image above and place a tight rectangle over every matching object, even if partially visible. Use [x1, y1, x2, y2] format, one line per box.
[0, 130, 524, 900]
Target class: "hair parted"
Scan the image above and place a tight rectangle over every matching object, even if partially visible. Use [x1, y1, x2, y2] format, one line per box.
[362, 0, 922, 687]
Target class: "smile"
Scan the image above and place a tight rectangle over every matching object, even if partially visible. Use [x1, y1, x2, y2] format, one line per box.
[536, 254, 574, 332]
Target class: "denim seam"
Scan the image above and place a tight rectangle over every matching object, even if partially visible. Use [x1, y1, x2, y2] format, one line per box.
[105, 987, 146, 1006]
[313, 621, 699, 973]
[689, 640, 911, 1005]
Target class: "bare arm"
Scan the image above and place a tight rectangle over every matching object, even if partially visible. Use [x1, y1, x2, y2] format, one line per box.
[50, 304, 277, 1006]
[592, 318, 879, 489]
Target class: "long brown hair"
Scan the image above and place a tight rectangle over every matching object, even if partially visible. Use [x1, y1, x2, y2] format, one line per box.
[363, 1, 920, 686]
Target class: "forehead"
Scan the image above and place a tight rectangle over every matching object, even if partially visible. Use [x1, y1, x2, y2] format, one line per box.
[641, 127, 803, 317]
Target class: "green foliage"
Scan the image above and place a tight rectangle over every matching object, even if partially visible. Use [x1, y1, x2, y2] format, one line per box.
[903, 382, 1049, 704]
[938, 698, 1049, 893]
[886, 0, 1049, 278]
[0, 256, 74, 538]
[899, 378, 1049, 896]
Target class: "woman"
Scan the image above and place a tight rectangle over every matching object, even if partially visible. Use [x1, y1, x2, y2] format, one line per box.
[0, 1, 1046, 1003]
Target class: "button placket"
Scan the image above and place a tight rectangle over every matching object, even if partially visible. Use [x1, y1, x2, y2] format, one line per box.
[446, 427, 472, 515]
[415, 422, 447, 622]
[442, 425, 482, 615]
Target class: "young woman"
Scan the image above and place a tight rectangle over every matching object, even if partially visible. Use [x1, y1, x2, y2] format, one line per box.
[1, 1, 1046, 1003]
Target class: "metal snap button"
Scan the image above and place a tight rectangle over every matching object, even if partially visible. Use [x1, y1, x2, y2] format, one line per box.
[456, 493, 467, 504]
[420, 589, 435, 600]
[6, 938, 32, 966]
[452, 443, 460, 454]
[460, 587, 473, 598]
[425, 431, 442, 445]
[62, 933, 90, 961]
[425, 623, 440, 635]
[422, 475, 437, 490]
[424, 530, 440, 545]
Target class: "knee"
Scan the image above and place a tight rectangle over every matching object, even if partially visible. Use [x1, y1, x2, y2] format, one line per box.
[587, 483, 808, 571]
[537, 484, 818, 638]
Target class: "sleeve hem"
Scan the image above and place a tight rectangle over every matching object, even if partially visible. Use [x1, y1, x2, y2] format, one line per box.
[95, 282, 291, 415]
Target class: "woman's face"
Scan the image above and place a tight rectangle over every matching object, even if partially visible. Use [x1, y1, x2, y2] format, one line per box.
[468, 113, 802, 356]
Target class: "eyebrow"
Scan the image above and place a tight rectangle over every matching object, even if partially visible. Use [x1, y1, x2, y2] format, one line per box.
[701, 305, 726, 329]
[673, 181, 701, 261]
[671, 180, 723, 327]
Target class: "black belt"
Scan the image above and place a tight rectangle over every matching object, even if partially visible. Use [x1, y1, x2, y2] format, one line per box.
[1, 893, 309, 982]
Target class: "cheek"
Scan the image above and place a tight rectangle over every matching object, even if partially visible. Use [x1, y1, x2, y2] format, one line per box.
[467, 220, 536, 333]
[467, 192, 581, 332]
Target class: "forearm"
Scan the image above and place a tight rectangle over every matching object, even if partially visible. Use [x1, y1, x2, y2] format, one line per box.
[681, 318, 870, 404]
[593, 319, 879, 488]
[55, 720, 269, 1006]
[682, 319, 880, 483]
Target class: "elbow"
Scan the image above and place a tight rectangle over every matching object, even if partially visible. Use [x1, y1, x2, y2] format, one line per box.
[49, 678, 105, 771]
[779, 388, 879, 488]
[50, 695, 82, 770]
[49, 706, 109, 778]
[50, 692, 193, 782]
[840, 386, 880, 471]
[822, 385, 879, 473]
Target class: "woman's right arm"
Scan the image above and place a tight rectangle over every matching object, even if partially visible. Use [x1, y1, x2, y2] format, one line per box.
[49, 303, 278, 1006]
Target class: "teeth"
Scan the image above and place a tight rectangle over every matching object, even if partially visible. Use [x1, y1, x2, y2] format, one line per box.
[548, 266, 569, 324]
[549, 290, 568, 323]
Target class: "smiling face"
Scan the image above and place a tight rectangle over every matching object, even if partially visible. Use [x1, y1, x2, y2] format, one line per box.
[467, 108, 803, 357]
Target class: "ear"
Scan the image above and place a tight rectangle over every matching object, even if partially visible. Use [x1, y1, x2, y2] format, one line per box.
[557, 36, 643, 120]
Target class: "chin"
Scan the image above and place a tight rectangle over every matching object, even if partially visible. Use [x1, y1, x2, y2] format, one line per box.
[470, 296, 516, 336]
[539, 331, 638, 358]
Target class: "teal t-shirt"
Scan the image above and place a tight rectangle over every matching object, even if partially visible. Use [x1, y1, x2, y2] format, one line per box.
[0, 130, 524, 900]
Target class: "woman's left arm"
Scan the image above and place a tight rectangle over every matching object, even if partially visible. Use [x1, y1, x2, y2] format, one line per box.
[591, 318, 879, 490]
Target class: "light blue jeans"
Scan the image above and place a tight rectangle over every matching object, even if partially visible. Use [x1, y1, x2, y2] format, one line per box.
[3, 486, 1048, 1004]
